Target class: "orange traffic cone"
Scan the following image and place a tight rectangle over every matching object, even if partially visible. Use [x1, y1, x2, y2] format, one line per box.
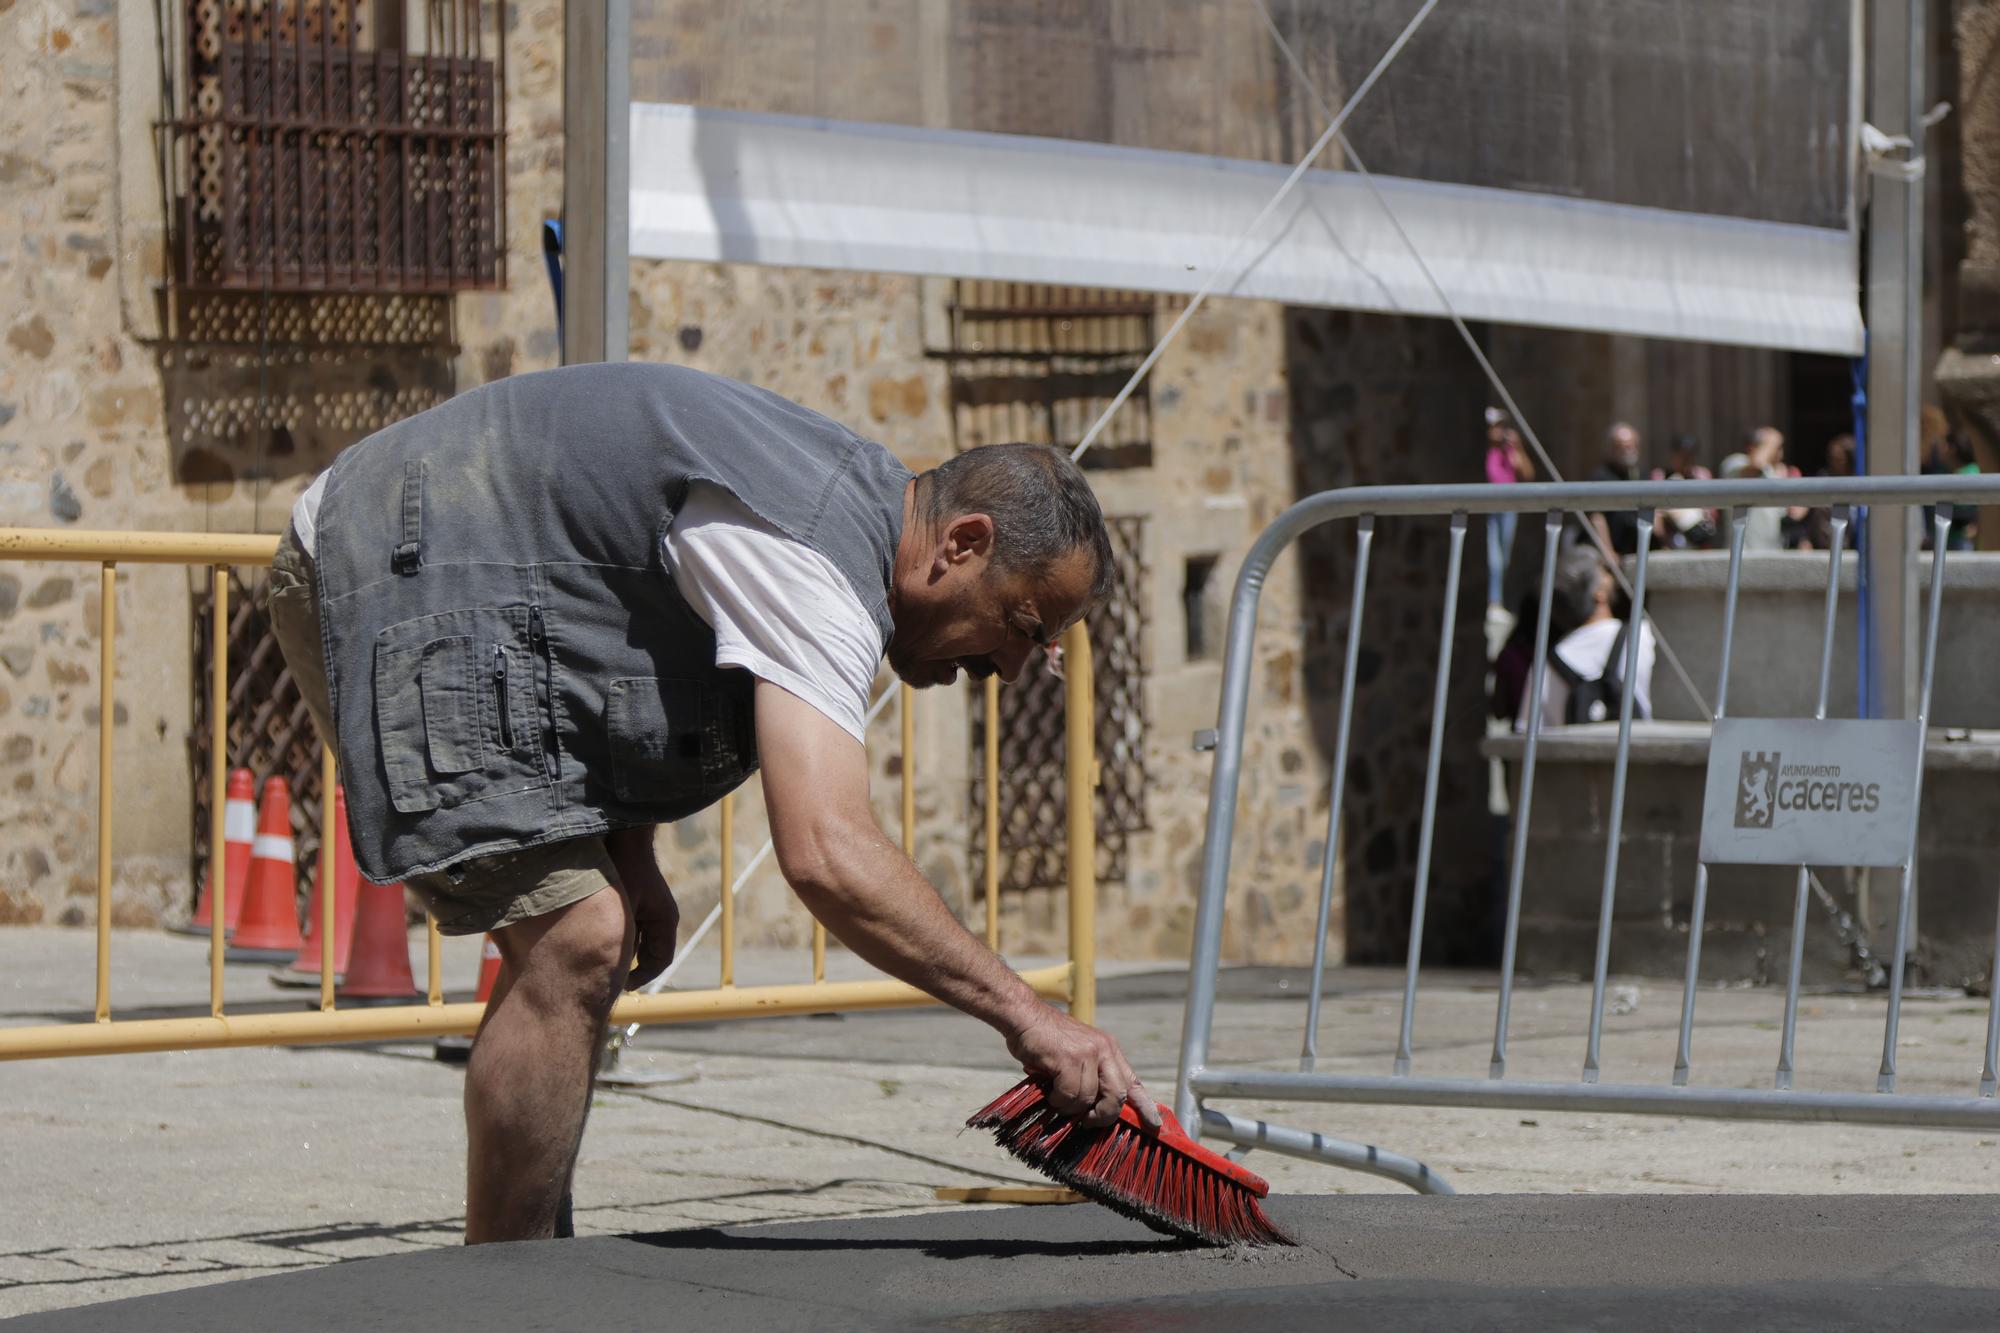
[474, 934, 503, 1002]
[338, 874, 421, 1005]
[178, 768, 256, 936]
[227, 777, 306, 962]
[271, 787, 359, 988]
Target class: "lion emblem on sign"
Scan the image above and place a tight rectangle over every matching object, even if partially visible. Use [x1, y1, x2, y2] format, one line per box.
[1734, 751, 1779, 829]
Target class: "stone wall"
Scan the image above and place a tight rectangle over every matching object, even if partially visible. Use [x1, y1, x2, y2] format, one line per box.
[0, 0, 569, 928]
[1284, 308, 1499, 965]
[0, 0, 1333, 957]
[0, 0, 1858, 979]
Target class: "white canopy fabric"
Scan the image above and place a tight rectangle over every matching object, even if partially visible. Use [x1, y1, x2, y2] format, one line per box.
[629, 102, 1863, 357]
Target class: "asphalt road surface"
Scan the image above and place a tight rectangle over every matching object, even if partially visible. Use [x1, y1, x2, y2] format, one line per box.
[7, 1194, 1996, 1330]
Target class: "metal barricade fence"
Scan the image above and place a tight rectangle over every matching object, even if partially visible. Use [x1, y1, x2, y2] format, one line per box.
[1174, 476, 2000, 1195]
[0, 528, 1097, 1061]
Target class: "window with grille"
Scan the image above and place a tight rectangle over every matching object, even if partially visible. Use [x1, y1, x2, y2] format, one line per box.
[936, 281, 1156, 470]
[189, 571, 329, 910]
[161, 0, 506, 295]
[936, 282, 1153, 892]
[971, 516, 1149, 894]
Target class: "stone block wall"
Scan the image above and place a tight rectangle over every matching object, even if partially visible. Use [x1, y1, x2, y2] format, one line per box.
[3, 0, 1816, 984]
[1283, 308, 1500, 965]
[0, 0, 570, 928]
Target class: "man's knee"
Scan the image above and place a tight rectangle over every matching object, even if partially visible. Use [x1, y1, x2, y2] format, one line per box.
[495, 886, 630, 1014]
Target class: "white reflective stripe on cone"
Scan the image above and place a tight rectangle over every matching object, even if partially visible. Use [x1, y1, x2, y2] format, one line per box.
[252, 834, 295, 861]
[224, 800, 257, 843]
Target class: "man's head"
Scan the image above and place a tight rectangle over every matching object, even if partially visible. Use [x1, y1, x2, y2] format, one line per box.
[887, 444, 1114, 688]
[1746, 426, 1785, 472]
[1666, 434, 1701, 474]
[1605, 422, 1641, 475]
[1553, 545, 1614, 634]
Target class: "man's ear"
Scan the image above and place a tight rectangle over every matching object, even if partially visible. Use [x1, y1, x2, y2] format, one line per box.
[939, 513, 995, 567]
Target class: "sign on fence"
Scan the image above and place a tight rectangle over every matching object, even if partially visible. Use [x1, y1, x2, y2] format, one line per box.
[1699, 718, 1923, 868]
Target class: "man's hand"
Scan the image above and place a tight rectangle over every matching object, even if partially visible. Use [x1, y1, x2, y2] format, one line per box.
[1005, 1005, 1163, 1132]
[606, 826, 679, 990]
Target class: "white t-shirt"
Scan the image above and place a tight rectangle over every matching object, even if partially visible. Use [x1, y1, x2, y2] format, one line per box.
[289, 477, 879, 743]
[1520, 618, 1656, 731]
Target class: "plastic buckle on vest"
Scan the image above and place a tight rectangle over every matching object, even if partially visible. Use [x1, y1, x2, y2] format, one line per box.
[392, 542, 422, 575]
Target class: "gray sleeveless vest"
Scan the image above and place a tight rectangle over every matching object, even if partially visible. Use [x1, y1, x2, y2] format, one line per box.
[312, 362, 911, 883]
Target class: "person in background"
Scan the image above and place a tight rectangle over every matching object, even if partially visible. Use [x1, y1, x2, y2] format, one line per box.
[1588, 422, 1644, 556]
[1483, 407, 1535, 604]
[1652, 433, 1716, 549]
[1518, 546, 1656, 731]
[1727, 427, 1801, 552]
[1802, 434, 1856, 551]
[1925, 430, 1981, 550]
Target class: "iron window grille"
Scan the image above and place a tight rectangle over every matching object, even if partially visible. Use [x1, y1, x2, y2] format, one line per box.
[160, 0, 506, 295]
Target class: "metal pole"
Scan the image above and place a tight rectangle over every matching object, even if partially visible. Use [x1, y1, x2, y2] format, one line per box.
[561, 0, 629, 365]
[1392, 513, 1468, 1077]
[1490, 513, 1564, 1080]
[1674, 509, 1748, 1086]
[320, 745, 337, 1012]
[1302, 516, 1373, 1071]
[1584, 514, 1654, 1083]
[95, 564, 116, 1023]
[984, 676, 1001, 951]
[1879, 513, 1951, 1092]
[209, 568, 228, 1019]
[1063, 623, 1097, 1026]
[1777, 510, 1849, 1089]
[1864, 0, 1922, 727]
[1864, 0, 1926, 968]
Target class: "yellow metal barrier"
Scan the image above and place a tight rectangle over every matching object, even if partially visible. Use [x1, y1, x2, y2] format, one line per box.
[0, 527, 1098, 1059]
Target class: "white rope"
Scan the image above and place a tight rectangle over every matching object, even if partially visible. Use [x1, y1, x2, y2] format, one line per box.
[629, 0, 1443, 1038]
[1250, 0, 1714, 723]
[1251, 1, 1866, 953]
[1069, 0, 1442, 463]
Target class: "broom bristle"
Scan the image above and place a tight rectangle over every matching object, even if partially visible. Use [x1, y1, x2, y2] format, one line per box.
[968, 1078, 1294, 1247]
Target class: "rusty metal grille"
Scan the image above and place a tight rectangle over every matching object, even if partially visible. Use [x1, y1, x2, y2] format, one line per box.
[189, 570, 328, 909]
[162, 0, 506, 294]
[935, 281, 1156, 470]
[973, 516, 1149, 892]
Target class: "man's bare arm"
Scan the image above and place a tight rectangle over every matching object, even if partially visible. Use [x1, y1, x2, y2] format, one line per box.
[755, 680, 1159, 1129]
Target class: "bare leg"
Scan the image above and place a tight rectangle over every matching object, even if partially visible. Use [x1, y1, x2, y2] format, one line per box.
[463, 885, 633, 1243]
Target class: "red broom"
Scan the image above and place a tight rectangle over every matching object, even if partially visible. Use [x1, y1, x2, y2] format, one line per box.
[968, 1078, 1294, 1247]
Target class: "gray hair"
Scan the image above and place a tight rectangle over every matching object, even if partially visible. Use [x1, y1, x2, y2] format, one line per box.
[920, 444, 1116, 603]
[1553, 544, 1607, 633]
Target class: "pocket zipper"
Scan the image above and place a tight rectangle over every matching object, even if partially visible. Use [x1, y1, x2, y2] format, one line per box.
[493, 645, 513, 749]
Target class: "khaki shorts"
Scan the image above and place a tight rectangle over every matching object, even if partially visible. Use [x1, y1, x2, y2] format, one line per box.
[267, 526, 620, 936]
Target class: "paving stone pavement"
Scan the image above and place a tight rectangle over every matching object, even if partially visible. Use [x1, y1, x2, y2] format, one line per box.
[4, 928, 1999, 1320]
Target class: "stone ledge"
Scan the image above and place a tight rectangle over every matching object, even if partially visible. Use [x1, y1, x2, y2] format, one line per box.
[1634, 550, 2000, 593]
[1483, 720, 2000, 769]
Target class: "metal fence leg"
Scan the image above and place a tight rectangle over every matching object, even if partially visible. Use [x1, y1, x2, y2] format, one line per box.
[1199, 1107, 1455, 1196]
[1583, 514, 1653, 1083]
[1676, 509, 1748, 1086]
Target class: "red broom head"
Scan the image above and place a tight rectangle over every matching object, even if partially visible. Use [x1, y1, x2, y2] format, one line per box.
[968, 1078, 1294, 1247]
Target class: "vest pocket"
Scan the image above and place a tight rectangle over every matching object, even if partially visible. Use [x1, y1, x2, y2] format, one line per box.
[373, 608, 545, 816]
[606, 676, 709, 804]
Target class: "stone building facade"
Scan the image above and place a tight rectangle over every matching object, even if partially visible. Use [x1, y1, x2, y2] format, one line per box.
[2, 0, 1882, 975]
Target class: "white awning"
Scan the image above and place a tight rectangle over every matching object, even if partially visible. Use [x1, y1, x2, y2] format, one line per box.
[629, 103, 1863, 356]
